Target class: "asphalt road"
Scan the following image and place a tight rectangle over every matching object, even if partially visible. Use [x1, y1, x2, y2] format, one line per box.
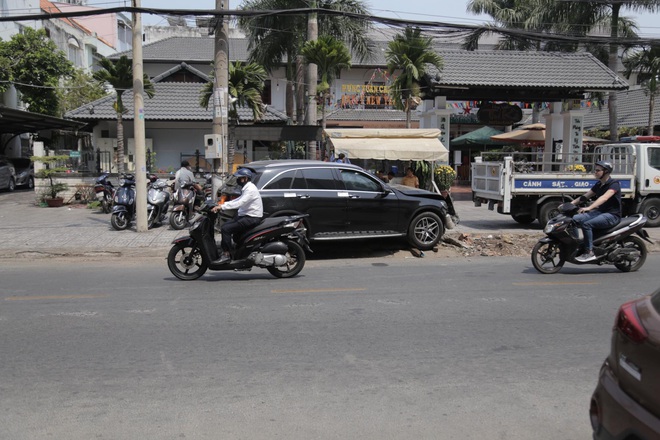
[2, 256, 658, 439]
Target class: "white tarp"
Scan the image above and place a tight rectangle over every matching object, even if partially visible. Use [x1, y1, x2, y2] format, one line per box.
[325, 128, 448, 162]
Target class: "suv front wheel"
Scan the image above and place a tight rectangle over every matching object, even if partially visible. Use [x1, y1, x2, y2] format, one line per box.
[407, 212, 444, 250]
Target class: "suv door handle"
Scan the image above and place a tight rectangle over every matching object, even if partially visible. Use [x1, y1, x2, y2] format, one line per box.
[297, 194, 311, 199]
[349, 195, 360, 199]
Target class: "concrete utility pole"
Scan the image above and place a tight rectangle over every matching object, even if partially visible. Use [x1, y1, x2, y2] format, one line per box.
[305, 1, 318, 160]
[213, 0, 229, 175]
[133, 0, 148, 232]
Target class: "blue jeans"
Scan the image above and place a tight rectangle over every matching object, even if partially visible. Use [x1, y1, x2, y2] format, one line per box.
[573, 211, 620, 252]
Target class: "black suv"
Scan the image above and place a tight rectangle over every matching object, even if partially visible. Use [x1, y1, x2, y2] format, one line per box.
[240, 160, 456, 250]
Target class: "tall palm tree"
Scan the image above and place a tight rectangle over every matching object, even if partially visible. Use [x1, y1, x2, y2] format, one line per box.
[623, 45, 660, 135]
[386, 27, 443, 129]
[301, 35, 351, 130]
[200, 61, 268, 166]
[238, 0, 372, 122]
[93, 56, 155, 173]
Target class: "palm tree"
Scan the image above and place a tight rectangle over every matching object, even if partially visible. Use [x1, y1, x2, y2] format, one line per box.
[301, 35, 351, 130]
[200, 61, 268, 165]
[238, 0, 372, 122]
[623, 45, 660, 135]
[93, 56, 155, 173]
[386, 27, 443, 129]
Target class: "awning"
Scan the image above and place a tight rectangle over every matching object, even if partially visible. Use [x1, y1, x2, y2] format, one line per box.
[324, 128, 448, 162]
[0, 107, 87, 135]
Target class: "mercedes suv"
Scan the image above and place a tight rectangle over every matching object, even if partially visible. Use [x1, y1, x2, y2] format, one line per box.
[239, 160, 456, 250]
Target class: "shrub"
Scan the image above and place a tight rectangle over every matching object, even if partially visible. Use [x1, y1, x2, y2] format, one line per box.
[433, 165, 456, 190]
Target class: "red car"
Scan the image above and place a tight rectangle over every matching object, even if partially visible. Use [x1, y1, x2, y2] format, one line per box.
[590, 287, 660, 439]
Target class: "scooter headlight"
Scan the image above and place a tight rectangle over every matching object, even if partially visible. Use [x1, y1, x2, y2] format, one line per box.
[544, 221, 560, 234]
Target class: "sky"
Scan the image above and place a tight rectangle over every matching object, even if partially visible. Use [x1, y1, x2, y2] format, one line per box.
[83, 0, 660, 38]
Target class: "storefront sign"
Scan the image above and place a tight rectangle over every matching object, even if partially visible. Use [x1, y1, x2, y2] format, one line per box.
[477, 102, 523, 125]
[340, 83, 393, 108]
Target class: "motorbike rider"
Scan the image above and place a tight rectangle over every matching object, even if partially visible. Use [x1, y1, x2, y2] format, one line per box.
[211, 168, 263, 264]
[175, 160, 203, 193]
[570, 160, 622, 262]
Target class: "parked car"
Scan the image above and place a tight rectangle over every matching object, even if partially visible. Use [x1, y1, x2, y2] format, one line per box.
[7, 158, 34, 189]
[0, 159, 16, 192]
[236, 160, 455, 250]
[590, 286, 660, 439]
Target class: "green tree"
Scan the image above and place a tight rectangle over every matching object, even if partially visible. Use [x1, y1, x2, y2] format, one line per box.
[92, 56, 155, 174]
[238, 0, 372, 122]
[301, 35, 351, 130]
[0, 27, 73, 115]
[623, 44, 660, 135]
[57, 68, 107, 118]
[386, 27, 443, 129]
[200, 61, 268, 166]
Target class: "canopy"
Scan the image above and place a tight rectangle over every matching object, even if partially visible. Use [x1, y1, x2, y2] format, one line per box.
[324, 128, 448, 162]
[450, 126, 507, 146]
[490, 123, 609, 145]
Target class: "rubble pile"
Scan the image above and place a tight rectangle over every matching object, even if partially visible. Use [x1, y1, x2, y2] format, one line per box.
[440, 232, 542, 257]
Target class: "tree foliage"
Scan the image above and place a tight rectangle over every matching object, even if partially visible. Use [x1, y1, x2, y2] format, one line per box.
[623, 44, 660, 135]
[386, 27, 443, 128]
[57, 68, 107, 118]
[0, 27, 73, 115]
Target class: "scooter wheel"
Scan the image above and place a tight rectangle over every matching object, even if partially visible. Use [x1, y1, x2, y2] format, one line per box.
[267, 240, 306, 278]
[614, 236, 647, 272]
[111, 212, 130, 230]
[170, 210, 187, 230]
[167, 243, 208, 280]
[531, 241, 564, 274]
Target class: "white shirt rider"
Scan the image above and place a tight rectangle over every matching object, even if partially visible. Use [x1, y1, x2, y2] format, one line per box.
[220, 181, 263, 218]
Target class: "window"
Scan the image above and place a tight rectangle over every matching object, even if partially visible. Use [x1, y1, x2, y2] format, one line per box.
[649, 147, 660, 171]
[339, 170, 381, 192]
[263, 170, 297, 189]
[300, 168, 338, 190]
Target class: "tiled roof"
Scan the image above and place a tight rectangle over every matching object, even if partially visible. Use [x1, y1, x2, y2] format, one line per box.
[113, 36, 251, 63]
[427, 50, 627, 91]
[65, 81, 287, 124]
[326, 108, 418, 122]
[583, 87, 660, 130]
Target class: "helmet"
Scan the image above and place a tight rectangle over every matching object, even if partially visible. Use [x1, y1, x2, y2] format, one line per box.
[233, 168, 253, 180]
[595, 160, 613, 174]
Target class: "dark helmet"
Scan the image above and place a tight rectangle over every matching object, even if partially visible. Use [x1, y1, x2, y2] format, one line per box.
[595, 160, 613, 174]
[233, 168, 253, 180]
[181, 160, 190, 168]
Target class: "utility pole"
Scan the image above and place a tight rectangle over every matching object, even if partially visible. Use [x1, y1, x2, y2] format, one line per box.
[213, 0, 230, 191]
[133, 0, 148, 232]
[305, 1, 318, 160]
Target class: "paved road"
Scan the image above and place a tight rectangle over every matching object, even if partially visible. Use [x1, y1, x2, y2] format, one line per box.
[1, 187, 657, 258]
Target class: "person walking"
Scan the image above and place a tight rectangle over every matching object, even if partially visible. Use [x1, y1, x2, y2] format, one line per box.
[570, 160, 622, 262]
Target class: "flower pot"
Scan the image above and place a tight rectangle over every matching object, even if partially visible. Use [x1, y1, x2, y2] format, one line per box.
[45, 197, 64, 207]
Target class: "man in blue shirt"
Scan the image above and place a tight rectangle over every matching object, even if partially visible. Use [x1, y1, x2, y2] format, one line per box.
[570, 160, 622, 262]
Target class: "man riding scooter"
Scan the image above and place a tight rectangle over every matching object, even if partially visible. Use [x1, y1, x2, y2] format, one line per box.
[570, 160, 622, 262]
[211, 168, 263, 265]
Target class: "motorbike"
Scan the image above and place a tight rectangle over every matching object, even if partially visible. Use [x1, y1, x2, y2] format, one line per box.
[110, 174, 136, 230]
[167, 200, 311, 280]
[531, 202, 654, 274]
[94, 173, 115, 214]
[146, 177, 173, 229]
[170, 181, 201, 230]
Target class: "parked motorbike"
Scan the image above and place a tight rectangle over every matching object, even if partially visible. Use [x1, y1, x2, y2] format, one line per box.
[167, 200, 311, 280]
[531, 202, 654, 274]
[146, 178, 173, 229]
[170, 181, 200, 230]
[94, 173, 115, 214]
[110, 174, 136, 230]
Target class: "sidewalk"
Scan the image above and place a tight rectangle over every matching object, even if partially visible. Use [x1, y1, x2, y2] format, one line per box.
[0, 188, 657, 259]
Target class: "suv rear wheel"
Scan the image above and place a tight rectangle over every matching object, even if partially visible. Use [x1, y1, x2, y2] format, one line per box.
[407, 212, 443, 250]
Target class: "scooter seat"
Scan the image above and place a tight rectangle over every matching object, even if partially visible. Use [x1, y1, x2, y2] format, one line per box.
[594, 214, 643, 238]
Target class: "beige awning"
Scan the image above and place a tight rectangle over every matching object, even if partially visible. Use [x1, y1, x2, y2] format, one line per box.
[325, 128, 448, 162]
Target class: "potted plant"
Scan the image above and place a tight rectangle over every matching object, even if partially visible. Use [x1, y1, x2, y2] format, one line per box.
[30, 155, 70, 207]
[433, 164, 457, 195]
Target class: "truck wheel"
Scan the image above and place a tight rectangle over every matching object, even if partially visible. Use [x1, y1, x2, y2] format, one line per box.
[640, 198, 660, 227]
[538, 202, 560, 227]
[512, 214, 535, 224]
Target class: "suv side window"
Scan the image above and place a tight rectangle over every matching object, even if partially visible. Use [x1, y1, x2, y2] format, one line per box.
[263, 170, 297, 189]
[300, 168, 338, 190]
[339, 169, 382, 192]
